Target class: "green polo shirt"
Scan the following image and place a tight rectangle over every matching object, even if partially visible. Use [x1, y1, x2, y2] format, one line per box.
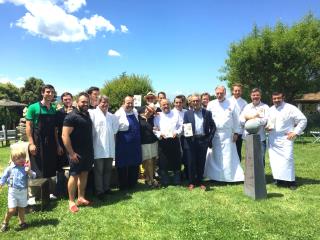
[26, 102, 57, 127]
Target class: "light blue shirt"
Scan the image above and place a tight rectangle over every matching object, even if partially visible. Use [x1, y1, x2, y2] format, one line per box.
[194, 110, 204, 136]
[0, 165, 36, 190]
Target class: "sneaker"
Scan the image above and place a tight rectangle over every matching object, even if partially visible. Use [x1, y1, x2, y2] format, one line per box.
[18, 223, 28, 230]
[1, 223, 8, 232]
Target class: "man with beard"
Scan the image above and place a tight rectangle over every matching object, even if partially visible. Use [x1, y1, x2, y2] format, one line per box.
[267, 92, 307, 190]
[26, 84, 63, 197]
[204, 86, 244, 182]
[62, 92, 94, 213]
[154, 99, 182, 186]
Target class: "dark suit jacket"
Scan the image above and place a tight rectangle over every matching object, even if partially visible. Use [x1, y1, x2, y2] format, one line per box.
[183, 108, 216, 149]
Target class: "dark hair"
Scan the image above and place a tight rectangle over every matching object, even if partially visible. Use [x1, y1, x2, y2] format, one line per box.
[174, 95, 185, 103]
[272, 91, 284, 96]
[87, 86, 99, 95]
[77, 92, 89, 102]
[251, 88, 261, 94]
[61, 92, 73, 100]
[201, 92, 210, 99]
[41, 84, 55, 94]
[157, 91, 166, 98]
[232, 83, 243, 90]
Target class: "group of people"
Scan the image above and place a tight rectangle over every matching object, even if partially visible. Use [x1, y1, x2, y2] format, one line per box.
[0, 82, 307, 231]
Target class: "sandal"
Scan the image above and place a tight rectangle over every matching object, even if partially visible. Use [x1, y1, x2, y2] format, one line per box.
[77, 198, 91, 206]
[1, 223, 8, 232]
[69, 204, 79, 213]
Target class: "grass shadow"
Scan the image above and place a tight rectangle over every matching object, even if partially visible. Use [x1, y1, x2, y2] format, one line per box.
[28, 218, 59, 228]
[267, 192, 284, 198]
[266, 174, 320, 186]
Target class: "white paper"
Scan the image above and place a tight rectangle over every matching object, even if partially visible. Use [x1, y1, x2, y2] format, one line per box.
[133, 95, 142, 107]
[183, 123, 193, 137]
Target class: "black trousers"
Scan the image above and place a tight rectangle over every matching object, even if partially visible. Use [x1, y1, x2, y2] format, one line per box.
[236, 134, 243, 161]
[185, 136, 208, 185]
[117, 165, 139, 190]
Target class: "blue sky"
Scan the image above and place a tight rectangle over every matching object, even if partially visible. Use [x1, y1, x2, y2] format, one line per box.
[0, 0, 319, 100]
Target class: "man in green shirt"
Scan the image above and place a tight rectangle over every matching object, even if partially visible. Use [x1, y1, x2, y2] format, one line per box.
[26, 84, 63, 182]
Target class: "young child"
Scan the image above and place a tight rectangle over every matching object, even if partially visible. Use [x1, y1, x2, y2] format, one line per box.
[0, 147, 36, 232]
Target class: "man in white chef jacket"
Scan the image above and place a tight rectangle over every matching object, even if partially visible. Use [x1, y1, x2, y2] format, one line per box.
[89, 95, 119, 199]
[204, 86, 244, 182]
[228, 83, 247, 161]
[267, 92, 307, 190]
[240, 88, 269, 166]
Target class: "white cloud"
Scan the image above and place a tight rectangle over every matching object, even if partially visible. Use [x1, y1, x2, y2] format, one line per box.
[120, 25, 128, 33]
[108, 49, 121, 57]
[81, 14, 115, 36]
[1, 0, 118, 42]
[0, 75, 25, 87]
[64, 0, 86, 13]
[0, 76, 11, 84]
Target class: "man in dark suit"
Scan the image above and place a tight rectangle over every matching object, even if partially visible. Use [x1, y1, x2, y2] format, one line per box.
[183, 94, 216, 190]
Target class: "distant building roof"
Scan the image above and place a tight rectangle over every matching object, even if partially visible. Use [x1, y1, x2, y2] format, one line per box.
[295, 92, 320, 103]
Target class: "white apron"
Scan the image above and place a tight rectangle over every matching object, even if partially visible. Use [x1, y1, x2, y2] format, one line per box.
[268, 132, 295, 181]
[204, 128, 244, 182]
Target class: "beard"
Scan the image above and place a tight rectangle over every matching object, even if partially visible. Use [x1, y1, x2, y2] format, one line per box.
[78, 105, 88, 113]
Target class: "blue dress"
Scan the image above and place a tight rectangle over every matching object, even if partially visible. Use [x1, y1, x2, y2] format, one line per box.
[115, 114, 142, 168]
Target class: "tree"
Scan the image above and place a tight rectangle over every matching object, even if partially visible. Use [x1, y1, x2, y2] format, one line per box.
[0, 82, 21, 102]
[20, 77, 44, 105]
[0, 82, 22, 128]
[101, 72, 154, 113]
[220, 13, 320, 104]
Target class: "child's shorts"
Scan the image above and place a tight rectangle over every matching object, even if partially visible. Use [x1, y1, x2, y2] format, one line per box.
[8, 188, 28, 208]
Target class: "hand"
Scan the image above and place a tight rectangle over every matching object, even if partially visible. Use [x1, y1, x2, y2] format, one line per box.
[29, 144, 37, 156]
[57, 145, 64, 156]
[233, 134, 238, 142]
[287, 132, 297, 140]
[160, 134, 166, 139]
[172, 133, 177, 138]
[69, 152, 80, 163]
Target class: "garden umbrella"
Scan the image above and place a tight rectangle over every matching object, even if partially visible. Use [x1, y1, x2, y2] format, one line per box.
[0, 99, 26, 145]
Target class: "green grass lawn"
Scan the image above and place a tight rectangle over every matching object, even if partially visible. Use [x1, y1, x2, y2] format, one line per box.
[0, 140, 319, 240]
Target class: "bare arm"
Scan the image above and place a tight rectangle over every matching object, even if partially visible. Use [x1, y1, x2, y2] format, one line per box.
[55, 127, 63, 155]
[26, 120, 36, 156]
[62, 126, 79, 163]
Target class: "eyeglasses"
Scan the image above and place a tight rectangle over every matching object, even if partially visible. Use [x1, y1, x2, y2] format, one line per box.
[192, 100, 200, 103]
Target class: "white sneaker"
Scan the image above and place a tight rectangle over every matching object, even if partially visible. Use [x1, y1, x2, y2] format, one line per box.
[49, 194, 57, 200]
[27, 197, 36, 205]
